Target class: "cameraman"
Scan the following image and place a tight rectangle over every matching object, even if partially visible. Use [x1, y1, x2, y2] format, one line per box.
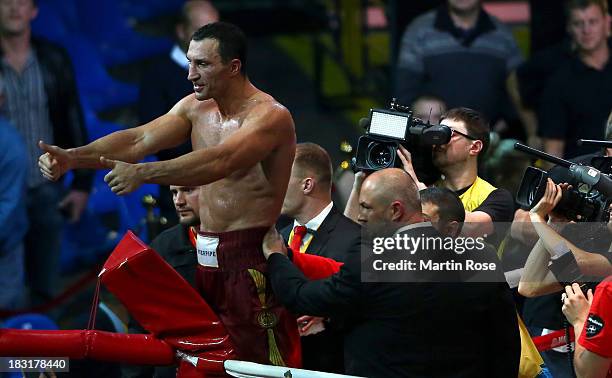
[515, 178, 612, 378]
[512, 110, 612, 246]
[518, 179, 612, 297]
[347, 107, 514, 246]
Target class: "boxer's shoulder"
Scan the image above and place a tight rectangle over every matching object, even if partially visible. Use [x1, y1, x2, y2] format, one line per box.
[169, 94, 215, 119]
[243, 95, 293, 130]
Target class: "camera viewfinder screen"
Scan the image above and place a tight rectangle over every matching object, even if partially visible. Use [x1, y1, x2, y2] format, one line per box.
[369, 111, 408, 139]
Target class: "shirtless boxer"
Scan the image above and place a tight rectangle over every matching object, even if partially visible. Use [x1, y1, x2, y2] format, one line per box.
[38, 22, 299, 367]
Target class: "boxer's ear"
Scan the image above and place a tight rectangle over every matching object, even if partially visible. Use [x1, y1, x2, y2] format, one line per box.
[229, 58, 242, 76]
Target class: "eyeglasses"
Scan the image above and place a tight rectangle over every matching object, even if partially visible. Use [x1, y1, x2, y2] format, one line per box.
[450, 128, 478, 141]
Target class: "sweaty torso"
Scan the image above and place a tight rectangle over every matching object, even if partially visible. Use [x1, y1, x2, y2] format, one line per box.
[184, 91, 294, 232]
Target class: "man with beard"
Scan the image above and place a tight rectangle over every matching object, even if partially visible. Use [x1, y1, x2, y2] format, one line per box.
[347, 107, 515, 247]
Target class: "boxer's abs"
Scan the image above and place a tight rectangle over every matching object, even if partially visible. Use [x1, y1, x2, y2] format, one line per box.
[198, 172, 280, 232]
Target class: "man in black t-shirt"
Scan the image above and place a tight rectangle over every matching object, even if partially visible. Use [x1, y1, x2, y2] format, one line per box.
[398, 107, 515, 247]
[347, 108, 514, 247]
[538, 0, 611, 159]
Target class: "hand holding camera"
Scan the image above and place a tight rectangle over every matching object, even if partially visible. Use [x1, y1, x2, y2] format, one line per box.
[351, 99, 450, 186]
[529, 179, 563, 221]
[397, 145, 427, 190]
[561, 282, 593, 327]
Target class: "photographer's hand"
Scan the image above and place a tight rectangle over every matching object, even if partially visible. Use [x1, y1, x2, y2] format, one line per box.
[529, 179, 562, 222]
[344, 171, 367, 222]
[562, 284, 612, 378]
[521, 180, 574, 297]
[547, 183, 572, 231]
[562, 283, 593, 329]
[397, 146, 427, 190]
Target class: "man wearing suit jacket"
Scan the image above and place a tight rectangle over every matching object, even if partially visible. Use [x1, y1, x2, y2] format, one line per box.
[280, 143, 360, 373]
[265, 168, 521, 378]
[281, 142, 360, 262]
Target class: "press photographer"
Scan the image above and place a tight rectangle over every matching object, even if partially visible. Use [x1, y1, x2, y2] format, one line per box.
[346, 106, 515, 246]
[515, 141, 612, 224]
[350, 98, 451, 185]
[511, 132, 612, 378]
[518, 178, 612, 299]
[511, 111, 612, 247]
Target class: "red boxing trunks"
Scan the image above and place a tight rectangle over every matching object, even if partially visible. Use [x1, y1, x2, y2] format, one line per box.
[196, 227, 301, 368]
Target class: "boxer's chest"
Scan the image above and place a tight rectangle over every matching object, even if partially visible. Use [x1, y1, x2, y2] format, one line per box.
[190, 111, 246, 149]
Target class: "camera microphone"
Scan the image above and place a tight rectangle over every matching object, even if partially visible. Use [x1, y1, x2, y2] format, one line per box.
[515, 142, 612, 198]
[570, 165, 612, 198]
[358, 118, 370, 130]
[577, 139, 612, 148]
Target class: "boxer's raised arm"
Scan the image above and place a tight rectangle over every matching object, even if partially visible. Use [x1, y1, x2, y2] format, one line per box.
[39, 98, 192, 181]
[137, 103, 295, 186]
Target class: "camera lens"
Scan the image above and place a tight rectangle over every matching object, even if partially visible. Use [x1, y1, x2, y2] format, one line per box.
[367, 142, 394, 169]
[517, 167, 548, 209]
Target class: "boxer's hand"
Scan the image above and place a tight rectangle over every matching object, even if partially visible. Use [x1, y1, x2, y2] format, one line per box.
[262, 227, 287, 260]
[101, 156, 143, 195]
[38, 141, 74, 181]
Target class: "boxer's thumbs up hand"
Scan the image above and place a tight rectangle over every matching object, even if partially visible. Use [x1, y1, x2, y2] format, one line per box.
[102, 157, 143, 195]
[38, 140, 73, 181]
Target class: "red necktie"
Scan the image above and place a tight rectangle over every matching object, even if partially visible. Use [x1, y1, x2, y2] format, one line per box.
[290, 225, 307, 253]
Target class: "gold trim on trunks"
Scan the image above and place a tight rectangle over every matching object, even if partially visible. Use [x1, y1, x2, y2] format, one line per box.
[248, 269, 286, 367]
